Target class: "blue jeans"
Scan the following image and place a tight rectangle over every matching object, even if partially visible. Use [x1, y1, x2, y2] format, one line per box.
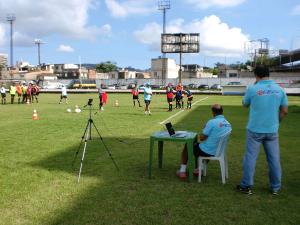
[240, 130, 281, 191]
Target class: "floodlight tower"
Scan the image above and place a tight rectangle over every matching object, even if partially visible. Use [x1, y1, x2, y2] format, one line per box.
[246, 38, 270, 67]
[158, 0, 170, 57]
[158, 0, 170, 83]
[6, 14, 16, 68]
[34, 39, 45, 66]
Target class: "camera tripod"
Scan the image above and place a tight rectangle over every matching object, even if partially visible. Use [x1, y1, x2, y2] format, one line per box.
[72, 100, 119, 182]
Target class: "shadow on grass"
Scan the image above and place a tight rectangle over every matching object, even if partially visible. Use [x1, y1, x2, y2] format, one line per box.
[30, 104, 300, 225]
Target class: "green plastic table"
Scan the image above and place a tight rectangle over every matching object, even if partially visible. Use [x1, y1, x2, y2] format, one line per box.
[148, 131, 198, 182]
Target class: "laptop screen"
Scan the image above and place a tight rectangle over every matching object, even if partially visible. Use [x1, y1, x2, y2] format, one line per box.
[165, 122, 175, 136]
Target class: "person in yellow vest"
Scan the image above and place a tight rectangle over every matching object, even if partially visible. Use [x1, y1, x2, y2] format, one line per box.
[16, 82, 22, 104]
[22, 84, 28, 104]
[9, 83, 17, 104]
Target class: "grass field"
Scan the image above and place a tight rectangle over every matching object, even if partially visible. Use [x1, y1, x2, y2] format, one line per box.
[0, 93, 299, 225]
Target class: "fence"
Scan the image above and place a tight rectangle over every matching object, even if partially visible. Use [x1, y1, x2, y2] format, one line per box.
[88, 77, 300, 88]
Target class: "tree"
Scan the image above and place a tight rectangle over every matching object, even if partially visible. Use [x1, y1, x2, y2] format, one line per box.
[96, 61, 117, 73]
[203, 67, 219, 75]
[212, 68, 219, 75]
[0, 64, 3, 78]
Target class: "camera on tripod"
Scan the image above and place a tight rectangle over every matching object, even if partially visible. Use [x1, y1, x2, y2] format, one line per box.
[73, 97, 119, 183]
[87, 98, 93, 106]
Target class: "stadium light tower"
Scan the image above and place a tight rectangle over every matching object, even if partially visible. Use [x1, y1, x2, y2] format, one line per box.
[34, 39, 45, 66]
[245, 38, 270, 67]
[158, 0, 170, 84]
[6, 14, 16, 68]
[158, 0, 170, 57]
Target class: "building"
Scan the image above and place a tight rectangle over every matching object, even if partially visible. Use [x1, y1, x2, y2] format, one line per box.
[95, 71, 118, 79]
[16, 61, 36, 72]
[0, 54, 8, 79]
[151, 57, 179, 79]
[136, 72, 151, 79]
[41, 64, 55, 73]
[182, 64, 203, 78]
[118, 69, 136, 79]
[218, 65, 240, 78]
[54, 64, 88, 79]
[0, 53, 8, 67]
[88, 69, 96, 79]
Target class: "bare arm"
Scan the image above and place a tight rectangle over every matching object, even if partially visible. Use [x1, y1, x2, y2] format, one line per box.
[199, 134, 208, 141]
[279, 106, 288, 122]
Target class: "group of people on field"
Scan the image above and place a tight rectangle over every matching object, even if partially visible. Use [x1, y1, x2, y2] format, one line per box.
[1, 82, 40, 105]
[166, 82, 193, 111]
[130, 82, 193, 115]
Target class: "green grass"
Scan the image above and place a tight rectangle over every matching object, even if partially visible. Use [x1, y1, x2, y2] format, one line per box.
[0, 93, 299, 225]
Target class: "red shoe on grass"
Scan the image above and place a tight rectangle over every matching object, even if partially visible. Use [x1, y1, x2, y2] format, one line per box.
[176, 171, 187, 179]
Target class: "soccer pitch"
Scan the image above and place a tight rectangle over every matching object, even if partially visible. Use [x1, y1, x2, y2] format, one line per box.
[0, 93, 299, 225]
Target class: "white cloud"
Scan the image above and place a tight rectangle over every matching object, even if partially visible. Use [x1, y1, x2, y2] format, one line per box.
[0, 24, 5, 46]
[134, 23, 161, 50]
[57, 45, 75, 53]
[99, 24, 112, 35]
[14, 32, 35, 47]
[186, 0, 246, 9]
[134, 15, 250, 57]
[0, 0, 111, 46]
[291, 4, 300, 15]
[105, 0, 156, 18]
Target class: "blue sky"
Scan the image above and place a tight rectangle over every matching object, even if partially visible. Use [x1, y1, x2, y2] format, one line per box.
[0, 0, 300, 69]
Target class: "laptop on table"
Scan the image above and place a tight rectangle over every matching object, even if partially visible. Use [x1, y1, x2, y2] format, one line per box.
[165, 122, 187, 138]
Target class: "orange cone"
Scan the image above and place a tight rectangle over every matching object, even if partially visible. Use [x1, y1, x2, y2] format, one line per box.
[32, 109, 38, 120]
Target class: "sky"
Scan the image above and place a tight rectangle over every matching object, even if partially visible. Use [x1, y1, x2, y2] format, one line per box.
[0, 0, 300, 69]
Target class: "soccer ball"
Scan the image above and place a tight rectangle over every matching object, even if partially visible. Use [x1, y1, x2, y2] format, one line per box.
[67, 109, 72, 113]
[74, 105, 81, 113]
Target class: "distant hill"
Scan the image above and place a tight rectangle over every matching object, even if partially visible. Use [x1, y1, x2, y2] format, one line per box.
[80, 64, 97, 69]
[79, 64, 150, 72]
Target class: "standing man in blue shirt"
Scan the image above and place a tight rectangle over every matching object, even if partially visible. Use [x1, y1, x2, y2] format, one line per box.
[141, 83, 152, 115]
[177, 104, 232, 179]
[237, 66, 288, 195]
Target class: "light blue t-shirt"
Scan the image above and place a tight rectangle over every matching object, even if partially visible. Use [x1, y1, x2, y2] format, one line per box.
[199, 115, 232, 156]
[243, 80, 288, 133]
[142, 86, 152, 101]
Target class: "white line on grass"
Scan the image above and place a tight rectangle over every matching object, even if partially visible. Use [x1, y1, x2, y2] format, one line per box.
[159, 97, 209, 125]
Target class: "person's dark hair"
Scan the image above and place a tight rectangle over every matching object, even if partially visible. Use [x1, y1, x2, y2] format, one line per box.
[254, 65, 269, 78]
[211, 104, 223, 115]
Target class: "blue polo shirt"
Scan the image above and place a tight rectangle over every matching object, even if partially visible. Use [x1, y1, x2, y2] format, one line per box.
[142, 87, 152, 101]
[243, 80, 288, 133]
[199, 115, 232, 156]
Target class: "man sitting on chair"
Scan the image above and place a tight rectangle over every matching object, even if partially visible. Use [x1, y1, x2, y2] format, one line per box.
[177, 104, 232, 179]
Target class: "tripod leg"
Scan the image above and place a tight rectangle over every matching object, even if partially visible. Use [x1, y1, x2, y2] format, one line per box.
[91, 121, 119, 170]
[72, 120, 90, 167]
[77, 139, 88, 183]
[89, 119, 92, 140]
[77, 122, 91, 182]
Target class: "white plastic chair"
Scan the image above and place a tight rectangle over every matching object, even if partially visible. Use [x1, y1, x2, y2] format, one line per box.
[198, 130, 232, 184]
